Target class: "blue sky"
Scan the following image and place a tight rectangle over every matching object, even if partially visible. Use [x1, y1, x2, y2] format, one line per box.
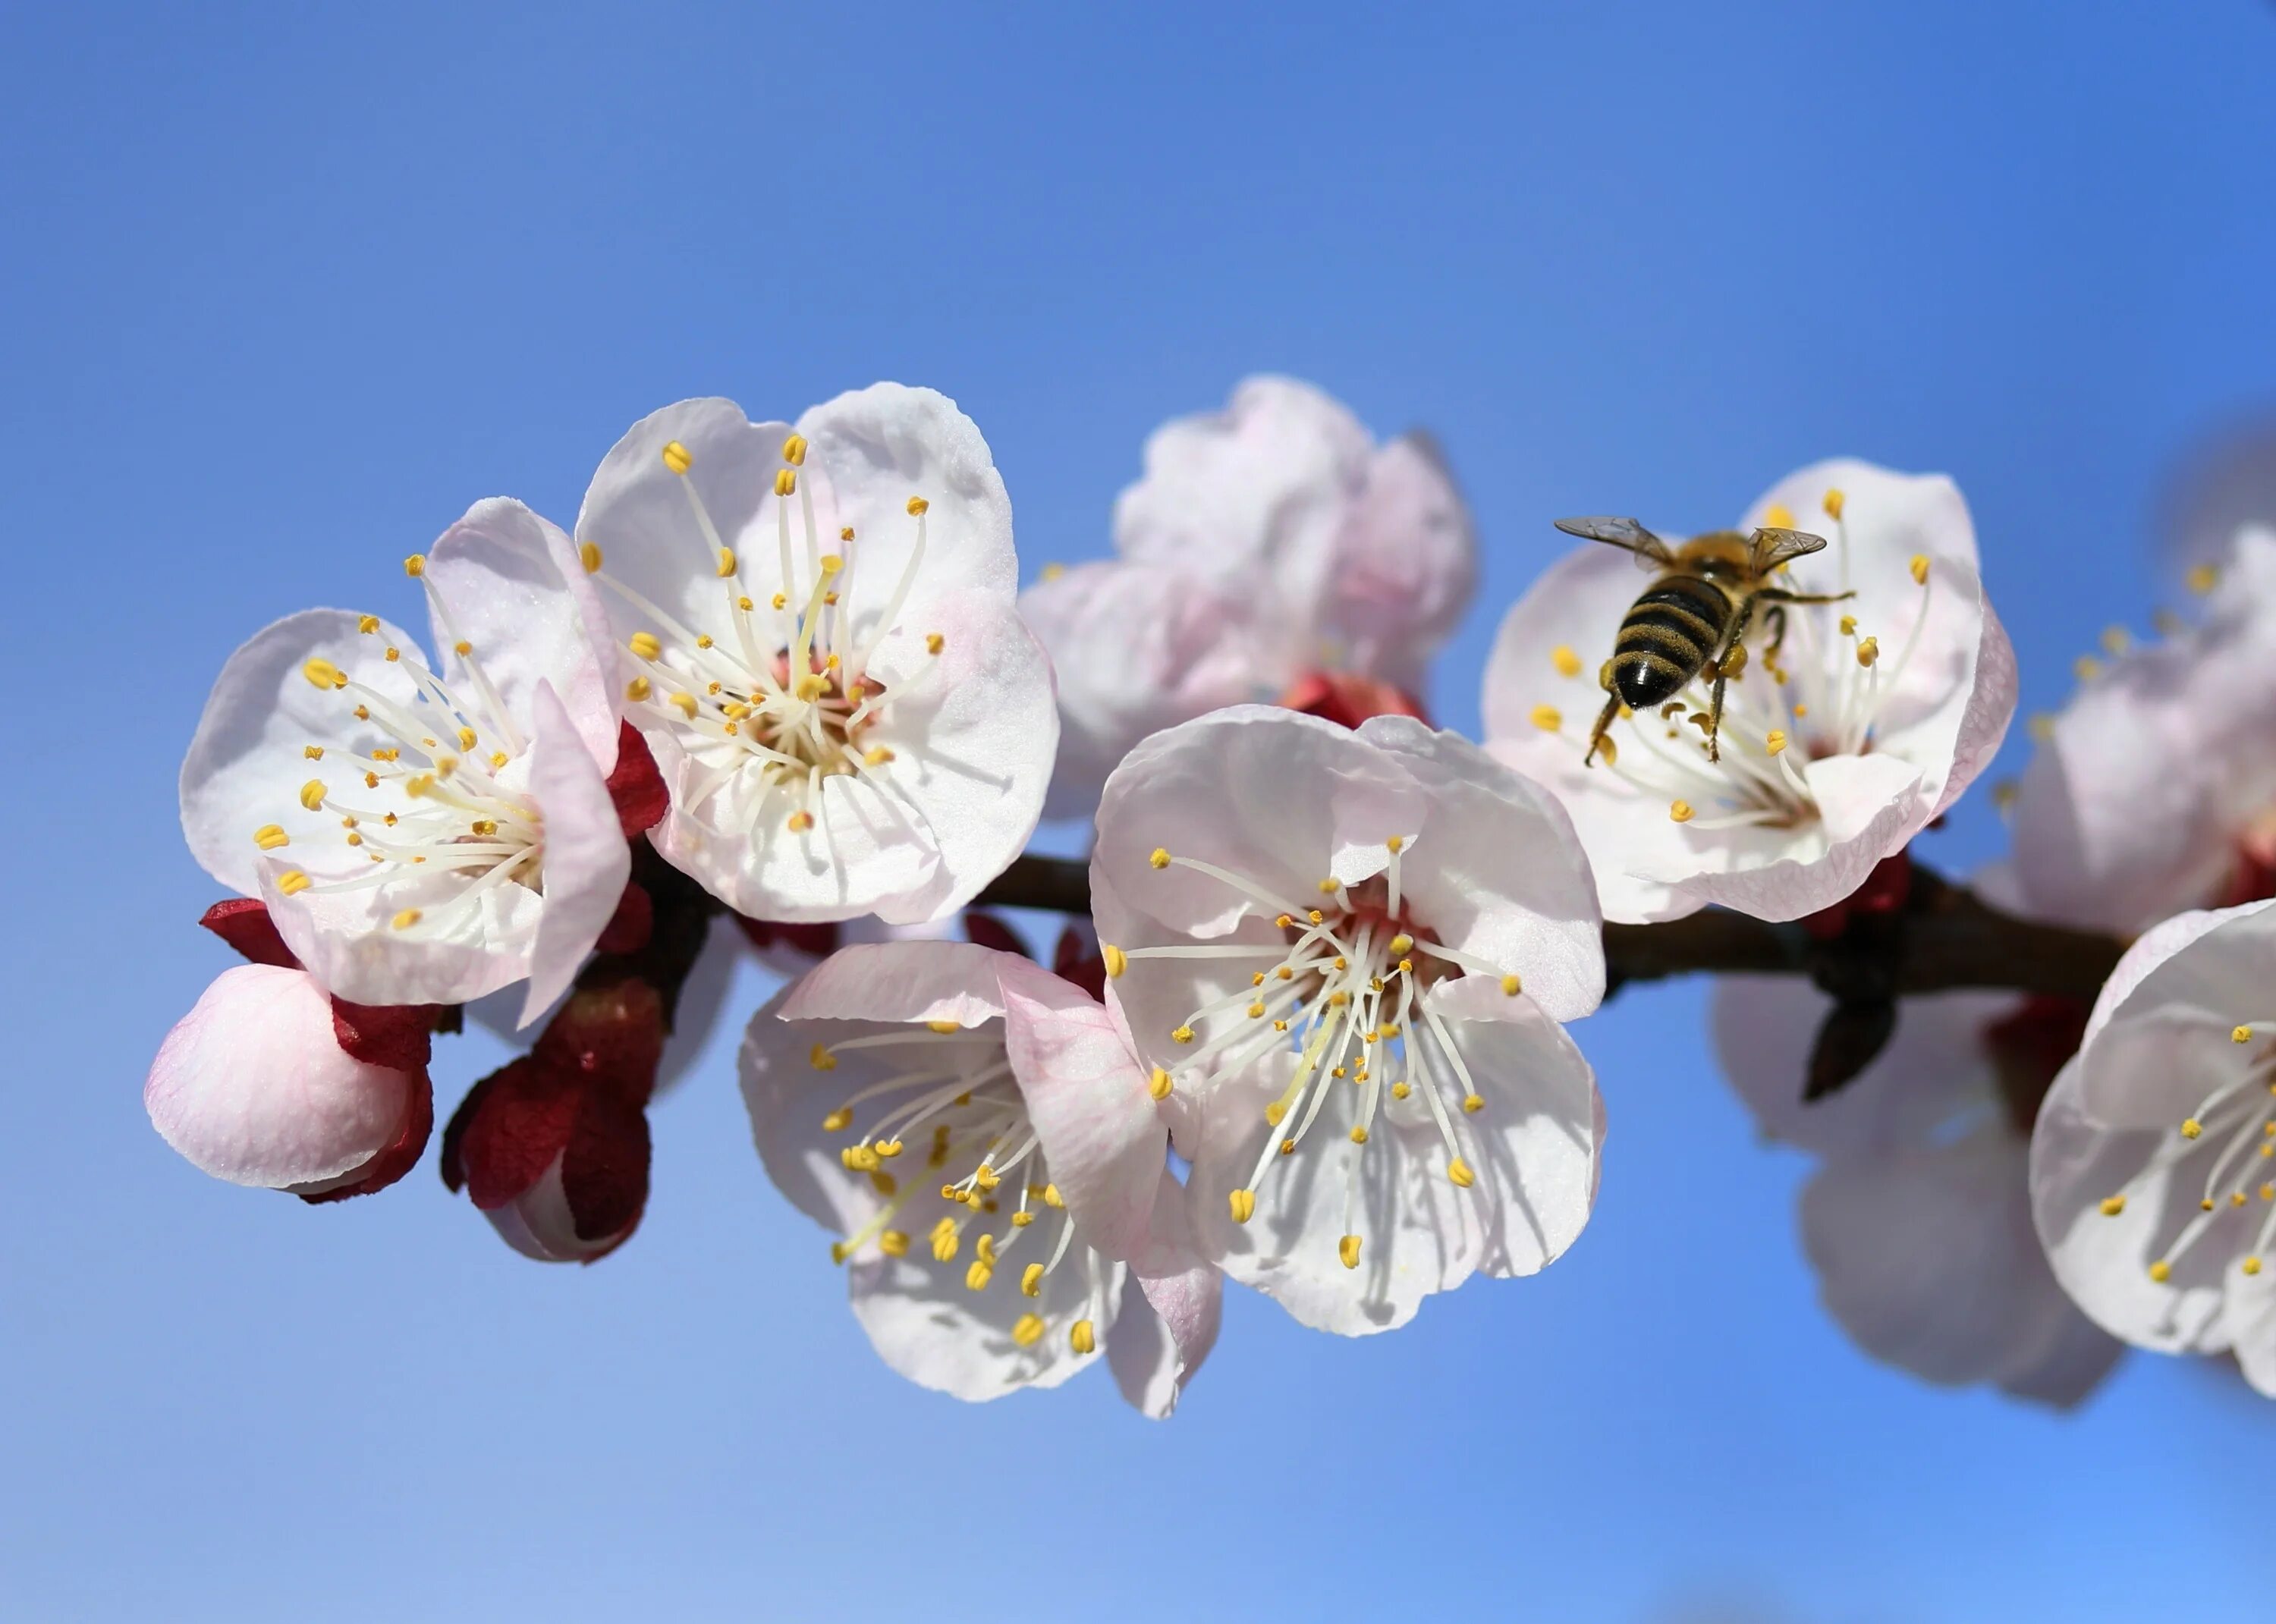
[6, 4, 2276, 1619]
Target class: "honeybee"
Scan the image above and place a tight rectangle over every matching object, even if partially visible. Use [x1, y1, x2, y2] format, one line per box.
[1554, 516, 1855, 765]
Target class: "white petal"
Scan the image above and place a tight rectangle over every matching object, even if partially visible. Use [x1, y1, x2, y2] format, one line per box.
[847, 1247, 1124, 1404]
[1324, 432, 1476, 690]
[517, 683, 631, 1026]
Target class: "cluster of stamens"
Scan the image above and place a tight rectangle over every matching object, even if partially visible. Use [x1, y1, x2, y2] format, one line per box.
[1533, 489, 1937, 831]
[813, 1022, 1104, 1355]
[582, 434, 946, 843]
[1108, 837, 1523, 1271]
[2099, 1021, 2276, 1284]
[269, 560, 545, 934]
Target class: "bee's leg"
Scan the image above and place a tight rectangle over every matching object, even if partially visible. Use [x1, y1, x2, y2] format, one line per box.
[1758, 589, 1856, 607]
[1583, 691, 1622, 767]
[1702, 598, 1756, 764]
[1762, 604, 1790, 668]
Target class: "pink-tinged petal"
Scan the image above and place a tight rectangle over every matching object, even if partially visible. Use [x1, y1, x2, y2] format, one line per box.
[1664, 753, 1922, 922]
[1800, 1129, 2112, 1397]
[781, 939, 1019, 1029]
[482, 1142, 644, 1264]
[855, 592, 1056, 925]
[1022, 559, 1281, 820]
[2073, 900, 2276, 1129]
[1106, 1179, 1224, 1421]
[517, 683, 632, 1026]
[1359, 713, 1605, 1022]
[1325, 432, 1476, 691]
[2030, 1060, 2233, 1355]
[1105, 1270, 1185, 1419]
[1933, 593, 2017, 820]
[262, 847, 544, 1009]
[180, 608, 429, 897]
[1995, 1286, 2127, 1410]
[845, 1250, 1124, 1405]
[146, 965, 416, 1189]
[999, 966, 1167, 1262]
[1711, 977, 2011, 1159]
[426, 498, 620, 773]
[2230, 1270, 2276, 1398]
[1114, 375, 1372, 626]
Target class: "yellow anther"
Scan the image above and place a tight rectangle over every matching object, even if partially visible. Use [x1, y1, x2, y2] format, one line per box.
[875, 1139, 903, 1159]
[1822, 488, 1845, 520]
[385, 647, 401, 662]
[781, 432, 808, 466]
[624, 676, 651, 702]
[2182, 1118, 2204, 1140]
[2234, 1026, 2253, 1044]
[404, 554, 426, 578]
[924, 1019, 961, 1035]
[435, 757, 459, 779]
[1530, 703, 1563, 732]
[1228, 1189, 1256, 1223]
[1391, 1081, 1411, 1100]
[344, 832, 363, 847]
[964, 1261, 993, 1292]
[297, 779, 327, 812]
[792, 673, 829, 702]
[1069, 1319, 1096, 1354]
[878, 1230, 910, 1258]
[273, 869, 311, 897]
[659, 440, 692, 474]
[772, 469, 797, 498]
[812, 1047, 840, 1076]
[454, 727, 477, 750]
[668, 691, 698, 719]
[861, 745, 895, 767]
[1907, 553, 1930, 586]
[787, 810, 815, 833]
[1856, 636, 1880, 668]
[2187, 562, 2219, 595]
[253, 824, 288, 850]
[1092, 944, 1127, 981]
[2098, 1195, 2126, 1217]
[1763, 503, 1795, 529]
[2101, 625, 2130, 656]
[1316, 877, 1341, 895]
[906, 495, 929, 517]
[2202, 1198, 2215, 1212]
[578, 540, 603, 573]
[1014, 1261, 1045, 1298]
[932, 1228, 960, 1264]
[1462, 1093, 1485, 1114]
[1307, 909, 1324, 925]
[1377, 1022, 1400, 1040]
[1273, 1019, 1290, 1032]
[354, 705, 369, 720]
[1765, 728, 1788, 755]
[1448, 1157, 1477, 1188]
[1011, 1209, 1032, 1227]
[925, 632, 945, 655]
[391, 908, 422, 930]
[1551, 644, 1582, 678]
[489, 750, 508, 770]
[2149, 1259, 2172, 1283]
[2073, 654, 2100, 682]
[715, 546, 737, 577]
[1349, 1125, 1369, 1145]
[302, 657, 346, 689]
[1379, 934, 1411, 958]
[1669, 799, 1694, 823]
[1247, 1001, 1267, 1019]
[2247, 1258, 2265, 1277]
[1496, 973, 1521, 998]
[1279, 1138, 1296, 1156]
[301, 745, 325, 762]
[695, 635, 715, 651]
[771, 592, 788, 610]
[1837, 614, 1858, 636]
[1011, 1313, 1045, 1347]
[1149, 1066, 1173, 1101]
[470, 818, 497, 836]
[828, 1241, 848, 1264]
[2027, 713, 2053, 743]
[1338, 1234, 1362, 1270]
[628, 631, 662, 660]
[1170, 1024, 1196, 1045]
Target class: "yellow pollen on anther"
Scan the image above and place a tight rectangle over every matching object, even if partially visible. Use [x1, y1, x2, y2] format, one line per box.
[794, 673, 829, 701]
[2235, 1026, 2253, 1044]
[1448, 1157, 1476, 1188]
[2187, 563, 2219, 595]
[659, 440, 693, 474]
[2073, 655, 2100, 682]
[716, 546, 737, 577]
[1462, 1093, 1485, 1114]
[668, 691, 697, 719]
[1171, 1024, 1195, 1045]
[781, 433, 808, 466]
[1149, 1066, 1173, 1101]
[404, 554, 426, 578]
[1069, 1319, 1096, 1355]
[385, 647, 401, 662]
[579, 540, 603, 573]
[302, 657, 346, 689]
[1317, 878, 1340, 895]
[1391, 1082, 1411, 1100]
[454, 727, 476, 750]
[906, 496, 929, 517]
[2248, 1258, 2265, 1277]
[772, 469, 797, 498]
[625, 676, 651, 702]
[1150, 847, 1171, 869]
[1857, 636, 1881, 668]
[1551, 644, 1583, 679]
[1763, 503, 1795, 529]
[1670, 799, 1694, 823]
[1011, 1313, 1045, 1347]
[2149, 1260, 2172, 1283]
[489, 750, 508, 769]
[2098, 1195, 2127, 1216]
[1020, 1262, 1044, 1298]
[787, 810, 816, 833]
[1100, 944, 1127, 978]
[1247, 1001, 1266, 1019]
[926, 633, 945, 655]
[628, 632, 662, 660]
[1529, 704, 1562, 732]
[2183, 1118, 2205, 1140]
[1349, 1125, 1369, 1145]
[253, 824, 288, 850]
[770, 592, 788, 611]
[301, 745, 324, 762]
[964, 1261, 992, 1292]
[878, 1230, 909, 1258]
[391, 908, 422, 931]
[812, 1048, 841, 1077]
[297, 779, 327, 812]
[1338, 1234, 1362, 1270]
[862, 746, 894, 766]
[1822, 488, 1845, 520]
[1042, 1183, 1064, 1208]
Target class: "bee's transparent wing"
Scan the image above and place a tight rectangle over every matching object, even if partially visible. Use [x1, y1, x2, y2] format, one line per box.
[1749, 526, 1830, 573]
[1554, 516, 1677, 572]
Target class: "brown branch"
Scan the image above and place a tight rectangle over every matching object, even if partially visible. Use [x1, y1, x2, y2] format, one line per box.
[974, 853, 2130, 1007]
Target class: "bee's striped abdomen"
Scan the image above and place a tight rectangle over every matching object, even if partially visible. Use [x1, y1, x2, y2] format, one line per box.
[1610, 574, 1731, 709]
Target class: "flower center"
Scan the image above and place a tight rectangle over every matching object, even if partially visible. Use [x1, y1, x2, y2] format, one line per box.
[811, 1022, 1104, 1355]
[1530, 495, 1937, 833]
[583, 434, 946, 841]
[2099, 1020, 2276, 1283]
[274, 567, 545, 935]
[1108, 839, 1525, 1270]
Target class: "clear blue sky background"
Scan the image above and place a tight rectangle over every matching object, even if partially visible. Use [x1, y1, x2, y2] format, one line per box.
[6, 4, 2274, 1620]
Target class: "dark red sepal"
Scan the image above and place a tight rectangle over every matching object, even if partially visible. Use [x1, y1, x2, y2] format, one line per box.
[561, 1092, 651, 1250]
[1800, 850, 1914, 942]
[1278, 671, 1432, 730]
[1052, 925, 1110, 1000]
[330, 997, 439, 1072]
[596, 882, 654, 956]
[200, 898, 300, 969]
[455, 1056, 582, 1210]
[605, 722, 670, 837]
[735, 914, 841, 960]
[297, 1069, 435, 1205]
[962, 909, 1031, 959]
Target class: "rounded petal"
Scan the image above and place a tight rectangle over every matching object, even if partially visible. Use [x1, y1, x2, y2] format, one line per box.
[1323, 432, 1476, 689]
[999, 967, 1168, 1262]
[517, 683, 631, 1026]
[846, 1248, 1124, 1404]
[780, 938, 1019, 1028]
[483, 1147, 640, 1264]
[146, 965, 416, 1189]
[2074, 900, 2276, 1129]
[180, 608, 429, 896]
[427, 497, 621, 773]
[1663, 753, 1922, 921]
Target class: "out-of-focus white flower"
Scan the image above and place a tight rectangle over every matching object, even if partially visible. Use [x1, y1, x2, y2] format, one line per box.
[1484, 460, 2015, 924]
[178, 500, 629, 1021]
[742, 941, 1218, 1414]
[2030, 898, 2276, 1396]
[1715, 966, 2120, 1406]
[576, 385, 1055, 925]
[2012, 525, 2276, 934]
[1089, 706, 1604, 1336]
[1024, 377, 1475, 817]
